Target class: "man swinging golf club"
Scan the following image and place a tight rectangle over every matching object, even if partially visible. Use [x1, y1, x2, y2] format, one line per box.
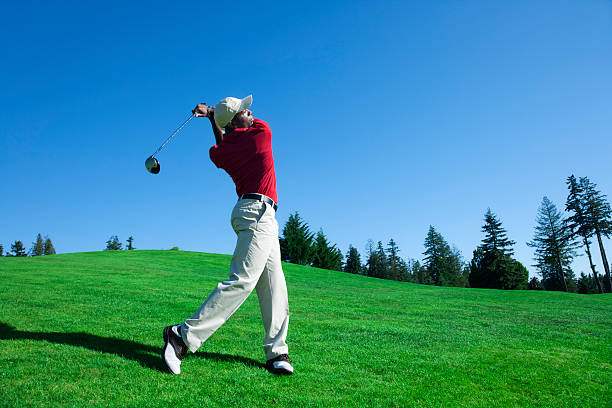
[162, 95, 293, 375]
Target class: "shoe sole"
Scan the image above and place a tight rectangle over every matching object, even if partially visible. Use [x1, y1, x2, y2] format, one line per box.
[270, 369, 293, 375]
[266, 365, 293, 375]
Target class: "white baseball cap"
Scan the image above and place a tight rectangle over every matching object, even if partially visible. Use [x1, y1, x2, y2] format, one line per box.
[214, 95, 253, 128]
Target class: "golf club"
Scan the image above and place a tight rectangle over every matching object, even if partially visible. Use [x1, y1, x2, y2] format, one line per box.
[145, 113, 196, 174]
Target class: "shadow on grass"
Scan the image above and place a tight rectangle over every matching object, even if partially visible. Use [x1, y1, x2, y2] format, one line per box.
[0, 322, 264, 371]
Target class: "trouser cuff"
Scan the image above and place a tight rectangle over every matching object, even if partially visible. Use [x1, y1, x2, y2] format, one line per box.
[265, 347, 289, 361]
[180, 324, 200, 353]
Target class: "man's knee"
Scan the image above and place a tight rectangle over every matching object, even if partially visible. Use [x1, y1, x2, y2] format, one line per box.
[220, 271, 259, 293]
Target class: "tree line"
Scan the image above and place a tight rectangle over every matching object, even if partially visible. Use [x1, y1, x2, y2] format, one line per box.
[527, 175, 612, 294]
[0, 234, 138, 256]
[4, 175, 608, 295]
[280, 209, 525, 289]
[104, 235, 136, 251]
[0, 234, 56, 257]
[278, 174, 611, 294]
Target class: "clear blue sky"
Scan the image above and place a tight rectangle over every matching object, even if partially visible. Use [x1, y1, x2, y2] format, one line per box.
[2, 1, 611, 278]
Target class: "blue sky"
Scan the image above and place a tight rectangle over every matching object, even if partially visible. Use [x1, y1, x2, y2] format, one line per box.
[1, 1, 611, 278]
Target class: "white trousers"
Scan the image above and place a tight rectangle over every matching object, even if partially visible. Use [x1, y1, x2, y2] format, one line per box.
[180, 198, 290, 360]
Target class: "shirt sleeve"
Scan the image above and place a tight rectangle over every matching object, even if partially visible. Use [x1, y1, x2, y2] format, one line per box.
[252, 118, 270, 131]
[209, 145, 222, 168]
[251, 119, 272, 142]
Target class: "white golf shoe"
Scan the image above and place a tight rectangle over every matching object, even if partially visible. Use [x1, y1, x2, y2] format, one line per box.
[265, 354, 294, 375]
[162, 325, 188, 374]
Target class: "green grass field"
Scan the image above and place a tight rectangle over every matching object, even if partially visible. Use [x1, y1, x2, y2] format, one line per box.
[0, 250, 610, 407]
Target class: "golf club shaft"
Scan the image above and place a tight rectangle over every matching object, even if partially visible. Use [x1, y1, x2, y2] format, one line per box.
[151, 114, 196, 158]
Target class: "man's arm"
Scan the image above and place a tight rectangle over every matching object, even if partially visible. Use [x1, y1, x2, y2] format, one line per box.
[192, 103, 225, 145]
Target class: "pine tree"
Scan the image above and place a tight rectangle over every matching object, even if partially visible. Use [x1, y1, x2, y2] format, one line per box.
[364, 239, 375, 263]
[280, 212, 314, 265]
[527, 276, 544, 290]
[0, 244, 3, 257]
[527, 197, 579, 291]
[412, 260, 430, 284]
[461, 264, 471, 287]
[566, 175, 602, 293]
[469, 247, 489, 288]
[375, 241, 388, 279]
[311, 229, 343, 271]
[105, 235, 122, 251]
[126, 236, 135, 250]
[344, 245, 363, 275]
[386, 239, 401, 281]
[365, 246, 379, 278]
[448, 246, 467, 287]
[397, 258, 412, 282]
[423, 226, 445, 285]
[43, 236, 56, 255]
[11, 241, 27, 257]
[469, 209, 526, 289]
[576, 272, 598, 294]
[423, 226, 464, 286]
[366, 241, 388, 279]
[579, 177, 612, 292]
[480, 208, 515, 256]
[31, 233, 44, 256]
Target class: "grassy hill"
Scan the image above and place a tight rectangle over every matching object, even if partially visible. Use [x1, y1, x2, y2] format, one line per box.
[0, 250, 610, 407]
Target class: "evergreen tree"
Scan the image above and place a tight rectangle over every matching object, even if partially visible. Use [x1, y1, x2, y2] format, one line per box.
[386, 239, 401, 281]
[468, 247, 489, 288]
[448, 246, 468, 287]
[365, 247, 378, 278]
[480, 208, 515, 256]
[344, 245, 363, 275]
[43, 236, 56, 255]
[397, 258, 412, 282]
[580, 177, 612, 292]
[280, 212, 314, 265]
[11, 241, 27, 257]
[279, 236, 288, 260]
[423, 226, 464, 286]
[126, 236, 135, 250]
[31, 233, 44, 256]
[105, 235, 122, 251]
[423, 226, 444, 285]
[0, 244, 3, 257]
[566, 175, 602, 293]
[469, 209, 526, 289]
[366, 241, 387, 279]
[365, 239, 374, 256]
[566, 274, 578, 293]
[576, 272, 598, 294]
[527, 276, 544, 290]
[462, 264, 471, 287]
[375, 241, 388, 279]
[412, 260, 430, 284]
[311, 229, 343, 271]
[527, 197, 579, 291]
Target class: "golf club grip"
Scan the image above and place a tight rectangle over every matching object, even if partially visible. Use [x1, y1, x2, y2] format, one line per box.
[151, 114, 196, 157]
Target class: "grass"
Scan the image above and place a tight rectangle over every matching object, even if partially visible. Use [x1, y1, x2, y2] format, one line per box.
[0, 250, 610, 407]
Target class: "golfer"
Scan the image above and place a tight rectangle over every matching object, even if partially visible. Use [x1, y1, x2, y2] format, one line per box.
[162, 95, 293, 376]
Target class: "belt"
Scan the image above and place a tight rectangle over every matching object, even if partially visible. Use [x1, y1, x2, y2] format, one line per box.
[239, 193, 278, 212]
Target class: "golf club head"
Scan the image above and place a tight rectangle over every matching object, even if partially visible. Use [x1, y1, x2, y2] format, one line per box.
[145, 156, 160, 174]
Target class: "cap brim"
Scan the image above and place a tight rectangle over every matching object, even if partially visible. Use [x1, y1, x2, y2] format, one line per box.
[239, 94, 253, 111]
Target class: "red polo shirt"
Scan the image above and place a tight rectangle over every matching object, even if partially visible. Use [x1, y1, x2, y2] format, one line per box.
[209, 118, 278, 203]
